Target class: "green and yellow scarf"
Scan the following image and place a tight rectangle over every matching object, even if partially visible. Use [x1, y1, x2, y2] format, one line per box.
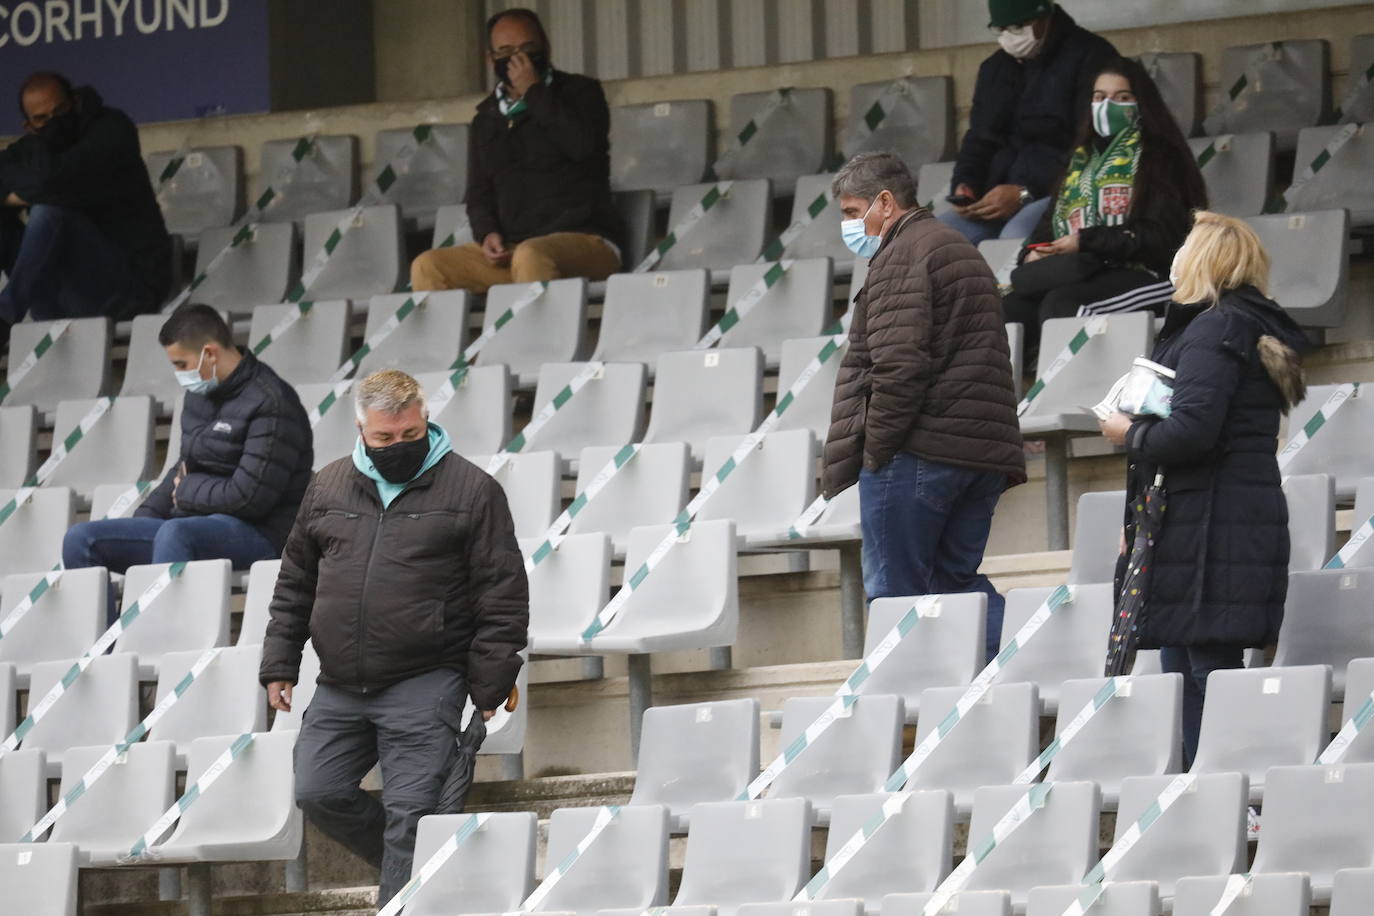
[1051, 124, 1143, 239]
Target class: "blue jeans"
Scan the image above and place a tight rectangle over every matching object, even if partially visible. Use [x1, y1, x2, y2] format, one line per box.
[938, 196, 1052, 246]
[0, 204, 140, 325]
[62, 515, 278, 624]
[860, 452, 1008, 663]
[1160, 644, 1245, 769]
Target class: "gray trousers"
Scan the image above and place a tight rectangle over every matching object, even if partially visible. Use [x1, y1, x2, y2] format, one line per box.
[292, 667, 467, 906]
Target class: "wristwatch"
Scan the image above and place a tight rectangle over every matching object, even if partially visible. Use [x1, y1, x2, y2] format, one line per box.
[1017, 187, 1033, 207]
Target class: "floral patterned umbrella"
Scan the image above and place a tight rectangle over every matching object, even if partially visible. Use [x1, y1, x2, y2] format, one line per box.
[1106, 472, 1166, 677]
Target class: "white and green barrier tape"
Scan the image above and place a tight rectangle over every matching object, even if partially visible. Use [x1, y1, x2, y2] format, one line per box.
[519, 805, 622, 911]
[1277, 383, 1357, 470]
[633, 181, 734, 273]
[152, 137, 195, 198]
[0, 561, 188, 757]
[1317, 686, 1374, 765]
[426, 281, 550, 419]
[846, 77, 920, 157]
[1017, 317, 1109, 417]
[306, 380, 357, 430]
[164, 222, 260, 313]
[484, 360, 607, 478]
[20, 647, 224, 842]
[695, 260, 794, 350]
[250, 300, 316, 357]
[1203, 44, 1284, 136]
[0, 318, 71, 405]
[1326, 514, 1374, 569]
[102, 479, 155, 522]
[286, 204, 372, 303]
[1279, 122, 1363, 212]
[369, 123, 437, 201]
[523, 444, 643, 573]
[708, 88, 793, 181]
[326, 291, 432, 386]
[1335, 58, 1374, 123]
[0, 396, 115, 531]
[1194, 134, 1234, 171]
[579, 321, 852, 642]
[787, 492, 834, 541]
[375, 813, 491, 916]
[122, 731, 255, 861]
[759, 190, 835, 263]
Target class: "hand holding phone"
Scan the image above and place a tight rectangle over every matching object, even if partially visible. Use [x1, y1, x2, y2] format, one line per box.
[946, 194, 975, 207]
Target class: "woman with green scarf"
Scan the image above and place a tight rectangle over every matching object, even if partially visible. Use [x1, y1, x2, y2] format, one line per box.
[1003, 57, 1208, 352]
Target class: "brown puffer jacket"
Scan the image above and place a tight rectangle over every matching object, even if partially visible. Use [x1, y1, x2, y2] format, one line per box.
[259, 452, 528, 711]
[823, 209, 1027, 497]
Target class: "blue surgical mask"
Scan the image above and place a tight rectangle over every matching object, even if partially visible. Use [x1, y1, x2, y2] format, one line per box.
[174, 347, 219, 395]
[840, 195, 885, 258]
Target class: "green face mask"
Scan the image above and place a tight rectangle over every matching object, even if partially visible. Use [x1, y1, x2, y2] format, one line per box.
[1092, 99, 1139, 138]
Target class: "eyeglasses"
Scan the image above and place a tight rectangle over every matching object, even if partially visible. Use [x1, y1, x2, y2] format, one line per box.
[491, 42, 541, 59]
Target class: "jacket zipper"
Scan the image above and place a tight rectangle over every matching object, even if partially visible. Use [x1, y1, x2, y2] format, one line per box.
[356, 508, 387, 691]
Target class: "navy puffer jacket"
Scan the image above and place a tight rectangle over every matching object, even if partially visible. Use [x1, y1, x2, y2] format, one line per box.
[138, 350, 313, 551]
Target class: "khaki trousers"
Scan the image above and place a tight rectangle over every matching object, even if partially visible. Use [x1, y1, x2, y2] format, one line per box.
[410, 231, 621, 294]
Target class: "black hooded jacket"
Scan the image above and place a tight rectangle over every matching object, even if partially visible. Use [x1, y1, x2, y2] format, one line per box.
[0, 86, 173, 312]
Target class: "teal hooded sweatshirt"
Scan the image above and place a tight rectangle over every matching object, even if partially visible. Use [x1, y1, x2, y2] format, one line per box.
[352, 422, 453, 508]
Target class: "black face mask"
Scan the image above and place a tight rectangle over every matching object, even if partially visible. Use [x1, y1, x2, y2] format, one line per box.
[366, 435, 430, 484]
[37, 109, 81, 152]
[493, 51, 550, 88]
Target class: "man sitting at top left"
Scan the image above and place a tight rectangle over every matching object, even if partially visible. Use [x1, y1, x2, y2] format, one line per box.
[0, 71, 173, 345]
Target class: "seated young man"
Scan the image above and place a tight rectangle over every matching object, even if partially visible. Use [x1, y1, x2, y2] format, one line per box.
[63, 306, 313, 620]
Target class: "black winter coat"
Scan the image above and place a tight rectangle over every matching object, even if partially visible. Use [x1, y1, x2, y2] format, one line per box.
[0, 86, 173, 312]
[1121, 287, 1307, 649]
[466, 70, 625, 252]
[138, 351, 313, 551]
[259, 452, 529, 710]
[952, 7, 1118, 200]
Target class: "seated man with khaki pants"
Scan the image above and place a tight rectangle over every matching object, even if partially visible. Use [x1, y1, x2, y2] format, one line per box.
[411, 7, 624, 293]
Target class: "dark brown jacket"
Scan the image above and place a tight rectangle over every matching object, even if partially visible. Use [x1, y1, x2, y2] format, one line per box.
[259, 452, 528, 711]
[823, 209, 1026, 498]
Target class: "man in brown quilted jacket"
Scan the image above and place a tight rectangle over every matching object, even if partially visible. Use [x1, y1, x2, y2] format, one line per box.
[823, 152, 1026, 662]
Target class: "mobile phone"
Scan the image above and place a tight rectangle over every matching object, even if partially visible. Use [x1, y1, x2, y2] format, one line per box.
[946, 194, 975, 206]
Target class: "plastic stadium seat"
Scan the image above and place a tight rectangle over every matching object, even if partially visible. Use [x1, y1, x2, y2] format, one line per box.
[1191, 665, 1331, 800]
[191, 222, 299, 318]
[610, 100, 712, 197]
[1138, 51, 1202, 136]
[0, 487, 73, 579]
[1026, 882, 1159, 916]
[697, 429, 816, 545]
[906, 683, 1038, 812]
[373, 123, 469, 228]
[593, 270, 710, 364]
[1331, 866, 1374, 916]
[788, 485, 861, 546]
[566, 443, 688, 557]
[772, 335, 845, 441]
[615, 189, 656, 270]
[1282, 381, 1371, 497]
[996, 583, 1116, 713]
[0, 662, 11, 741]
[90, 482, 155, 521]
[239, 559, 279, 648]
[881, 892, 1010, 916]
[48, 740, 175, 865]
[540, 805, 670, 916]
[774, 173, 848, 265]
[1187, 132, 1274, 218]
[1007, 322, 1024, 398]
[740, 903, 860, 916]
[295, 381, 358, 470]
[718, 258, 833, 367]
[3, 316, 110, 418]
[673, 798, 811, 916]
[857, 594, 985, 721]
[120, 312, 222, 415]
[1341, 658, 1374, 762]
[978, 238, 1024, 289]
[269, 640, 321, 734]
[431, 204, 476, 249]
[147, 145, 243, 238]
[963, 782, 1100, 907]
[1110, 772, 1247, 902]
[769, 695, 904, 824]
[579, 520, 739, 656]
[599, 908, 709, 916]
[719, 89, 830, 186]
[0, 405, 36, 489]
[1215, 41, 1330, 150]
[816, 791, 952, 909]
[0, 749, 46, 845]
[1346, 35, 1374, 124]
[524, 532, 612, 653]
[1284, 474, 1335, 571]
[846, 76, 953, 170]
[23, 653, 138, 775]
[916, 161, 956, 215]
[45, 396, 155, 506]
[1354, 478, 1374, 563]
[249, 300, 352, 385]
[0, 567, 106, 685]
[417, 367, 514, 461]
[528, 363, 646, 463]
[476, 451, 559, 540]
[659, 179, 771, 274]
[479, 278, 588, 389]
[114, 559, 232, 680]
[1046, 674, 1183, 806]
[1289, 124, 1374, 226]
[0, 842, 79, 916]
[257, 134, 358, 224]
[643, 348, 764, 464]
[406, 812, 537, 916]
[355, 291, 470, 376]
[1273, 571, 1374, 694]
[300, 205, 406, 301]
[1067, 490, 1126, 585]
[1250, 762, 1374, 901]
[149, 646, 267, 766]
[1021, 314, 1156, 441]
[1174, 873, 1309, 916]
[629, 698, 760, 832]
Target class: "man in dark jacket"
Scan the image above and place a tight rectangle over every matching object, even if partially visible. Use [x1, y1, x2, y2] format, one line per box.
[62, 305, 312, 620]
[409, 7, 623, 294]
[260, 369, 529, 907]
[825, 153, 1026, 663]
[0, 72, 174, 338]
[941, 1, 1117, 245]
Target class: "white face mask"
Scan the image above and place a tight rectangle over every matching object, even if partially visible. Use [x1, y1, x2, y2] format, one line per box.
[1169, 244, 1188, 290]
[998, 23, 1044, 60]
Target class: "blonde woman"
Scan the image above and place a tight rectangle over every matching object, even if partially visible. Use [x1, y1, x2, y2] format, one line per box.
[1099, 211, 1307, 763]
